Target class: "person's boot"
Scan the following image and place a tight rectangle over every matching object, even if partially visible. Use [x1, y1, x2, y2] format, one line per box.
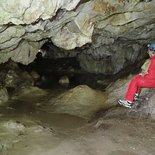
[134, 93, 139, 101]
[118, 100, 133, 108]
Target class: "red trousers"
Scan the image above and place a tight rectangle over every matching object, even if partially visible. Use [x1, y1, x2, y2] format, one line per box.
[126, 74, 155, 102]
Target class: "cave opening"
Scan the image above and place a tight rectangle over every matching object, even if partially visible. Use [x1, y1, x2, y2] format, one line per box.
[18, 40, 148, 90]
[18, 41, 107, 89]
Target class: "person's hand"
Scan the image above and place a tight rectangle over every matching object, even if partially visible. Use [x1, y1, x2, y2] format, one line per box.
[139, 71, 148, 77]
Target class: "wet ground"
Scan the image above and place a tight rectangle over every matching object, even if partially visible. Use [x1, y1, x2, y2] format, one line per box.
[0, 88, 155, 155]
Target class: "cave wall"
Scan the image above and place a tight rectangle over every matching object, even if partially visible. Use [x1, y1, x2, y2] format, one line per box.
[0, 0, 155, 74]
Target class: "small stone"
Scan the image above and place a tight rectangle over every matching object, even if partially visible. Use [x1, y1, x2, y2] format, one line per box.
[59, 76, 70, 87]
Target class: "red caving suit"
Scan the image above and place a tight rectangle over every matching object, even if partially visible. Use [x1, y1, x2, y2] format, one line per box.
[126, 55, 155, 102]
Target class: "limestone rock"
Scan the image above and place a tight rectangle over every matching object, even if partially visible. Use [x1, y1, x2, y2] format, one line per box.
[29, 71, 40, 81]
[11, 86, 48, 100]
[0, 0, 155, 74]
[2, 120, 25, 134]
[46, 85, 108, 119]
[4, 70, 20, 88]
[146, 94, 155, 120]
[4, 69, 35, 89]
[0, 87, 9, 105]
[105, 75, 133, 106]
[59, 76, 70, 87]
[0, 0, 82, 64]
[0, 0, 81, 25]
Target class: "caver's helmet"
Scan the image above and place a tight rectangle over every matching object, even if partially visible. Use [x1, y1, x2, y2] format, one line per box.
[148, 43, 155, 52]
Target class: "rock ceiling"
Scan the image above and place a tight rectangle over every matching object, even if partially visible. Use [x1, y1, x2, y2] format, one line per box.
[0, 0, 155, 74]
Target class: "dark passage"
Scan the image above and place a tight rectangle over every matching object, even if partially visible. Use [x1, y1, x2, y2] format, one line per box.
[18, 41, 147, 90]
[18, 41, 108, 89]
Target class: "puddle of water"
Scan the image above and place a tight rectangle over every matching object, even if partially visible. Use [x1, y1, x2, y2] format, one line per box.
[1, 96, 155, 155]
[0, 96, 87, 134]
[31, 110, 87, 130]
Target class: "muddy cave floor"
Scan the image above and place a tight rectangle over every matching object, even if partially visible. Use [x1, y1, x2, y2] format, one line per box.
[0, 87, 155, 155]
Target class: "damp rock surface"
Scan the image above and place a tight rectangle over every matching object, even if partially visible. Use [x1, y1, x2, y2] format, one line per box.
[42, 85, 108, 119]
[0, 87, 9, 105]
[0, 108, 155, 155]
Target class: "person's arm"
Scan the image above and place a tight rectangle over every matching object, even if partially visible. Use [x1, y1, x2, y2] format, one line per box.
[139, 59, 150, 77]
[144, 56, 155, 79]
